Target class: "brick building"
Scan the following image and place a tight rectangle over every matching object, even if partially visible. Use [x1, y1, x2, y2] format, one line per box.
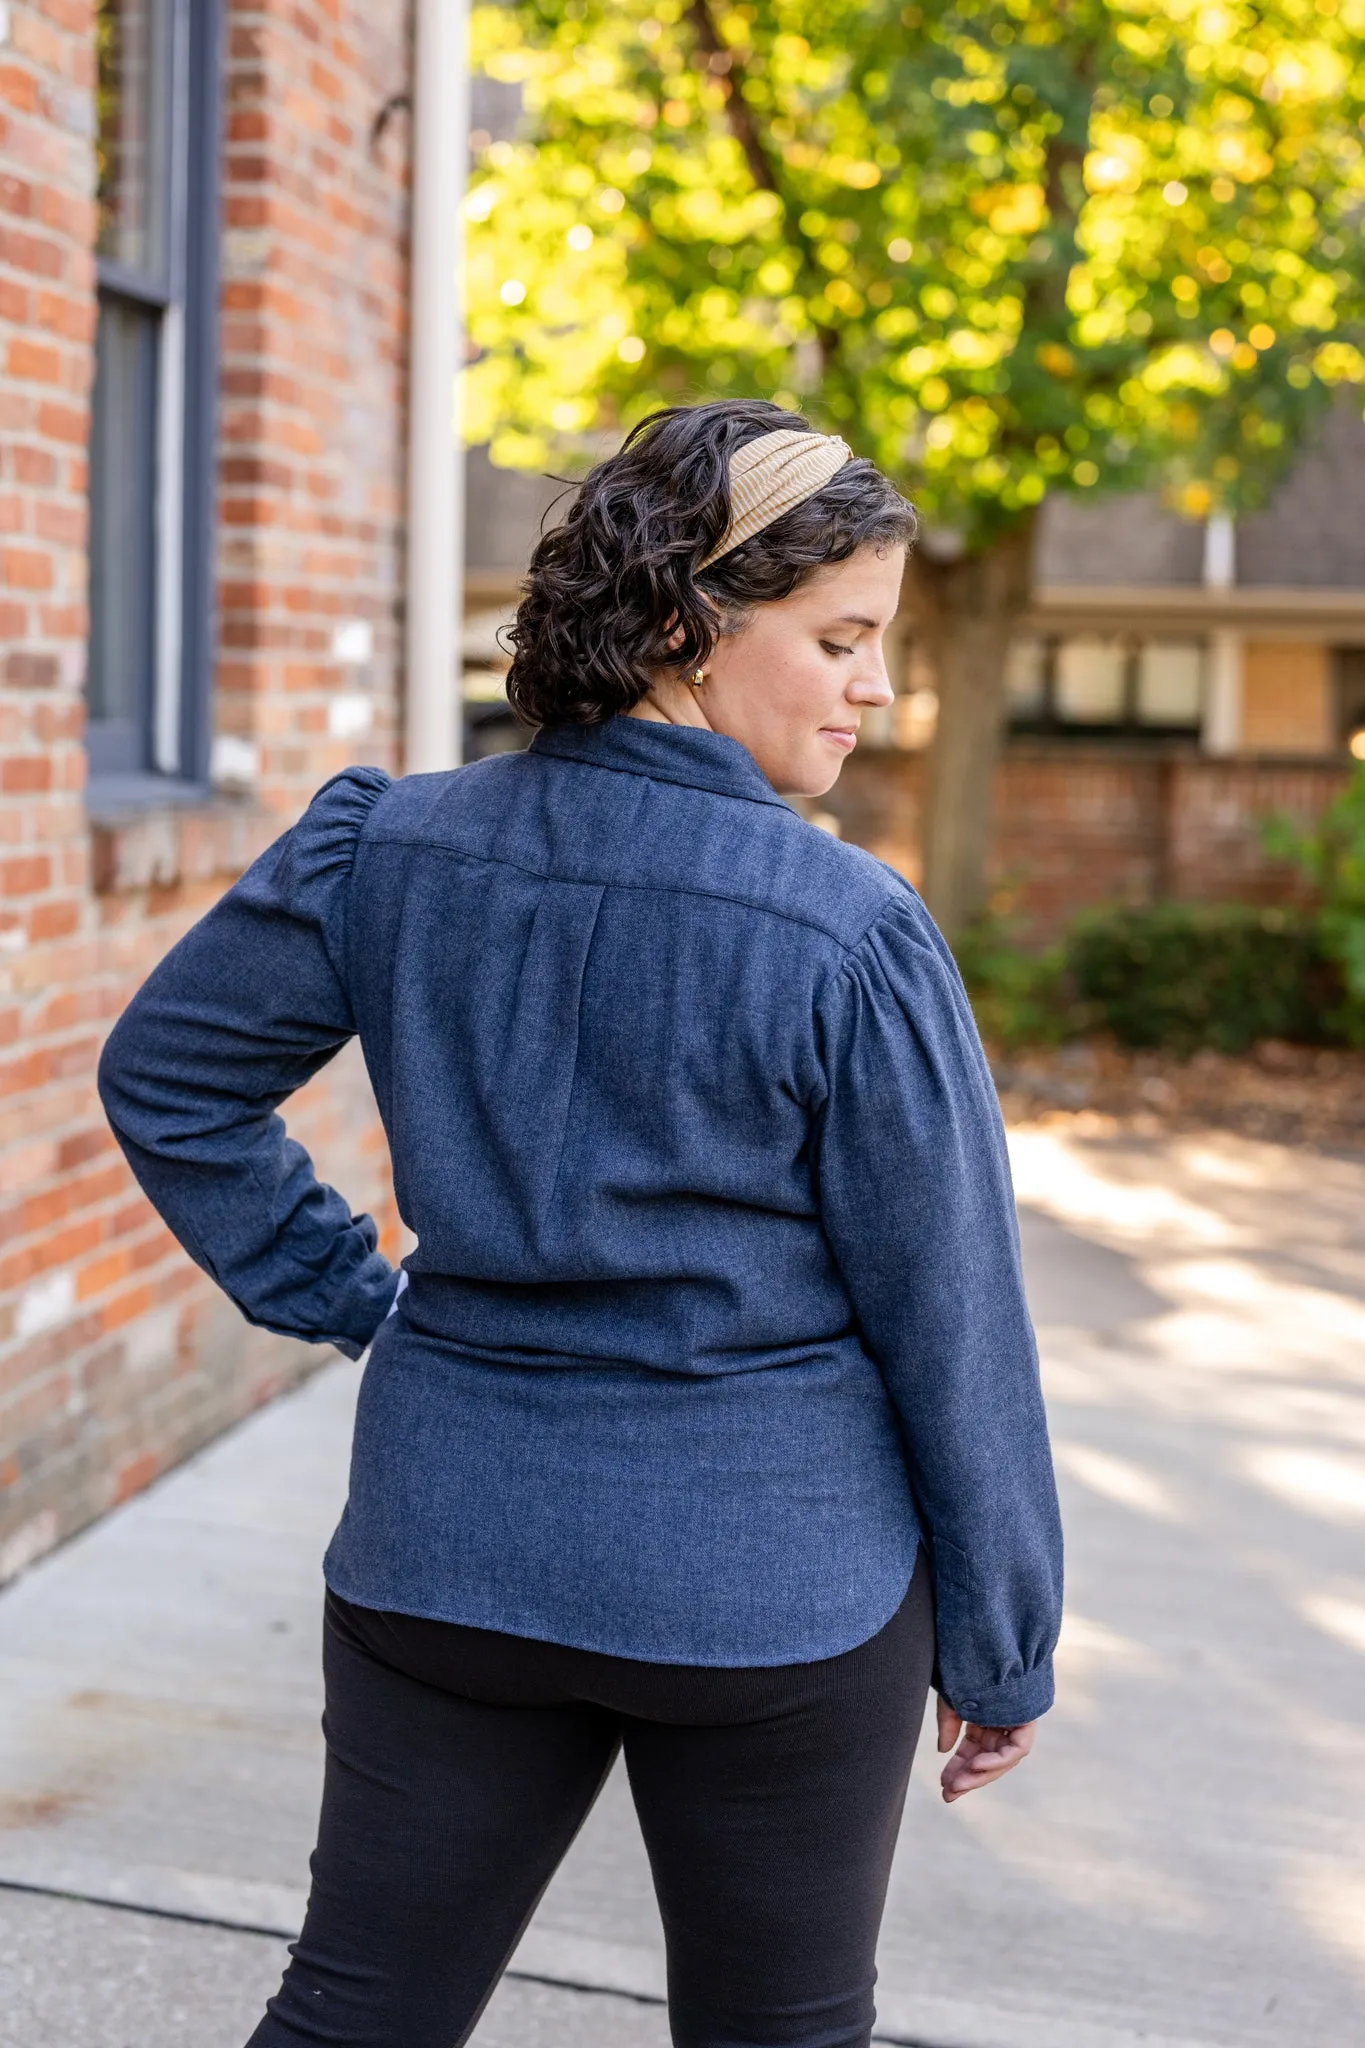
[0, 0, 413, 1581]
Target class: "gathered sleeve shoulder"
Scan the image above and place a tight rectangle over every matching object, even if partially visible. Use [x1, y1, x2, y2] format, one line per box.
[98, 767, 397, 1362]
[813, 886, 1063, 1727]
[239, 764, 393, 978]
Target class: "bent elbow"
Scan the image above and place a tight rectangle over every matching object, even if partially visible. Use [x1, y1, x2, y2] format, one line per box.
[97, 1004, 152, 1144]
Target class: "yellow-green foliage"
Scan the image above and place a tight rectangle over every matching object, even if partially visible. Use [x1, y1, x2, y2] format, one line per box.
[466, 0, 1365, 538]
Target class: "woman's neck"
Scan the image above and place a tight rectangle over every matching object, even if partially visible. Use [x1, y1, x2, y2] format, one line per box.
[629, 680, 714, 731]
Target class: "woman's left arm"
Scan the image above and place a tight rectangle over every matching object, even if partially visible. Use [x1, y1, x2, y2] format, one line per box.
[813, 887, 1063, 1735]
[98, 768, 399, 1361]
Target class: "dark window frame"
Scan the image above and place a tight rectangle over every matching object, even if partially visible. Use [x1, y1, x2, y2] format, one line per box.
[1333, 646, 1365, 757]
[1007, 634, 1206, 741]
[87, 0, 224, 809]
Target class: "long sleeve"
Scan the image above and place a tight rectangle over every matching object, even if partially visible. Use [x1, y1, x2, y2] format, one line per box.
[813, 889, 1062, 1725]
[98, 766, 398, 1361]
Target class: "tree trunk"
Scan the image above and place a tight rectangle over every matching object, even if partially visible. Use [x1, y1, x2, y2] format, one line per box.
[909, 515, 1037, 940]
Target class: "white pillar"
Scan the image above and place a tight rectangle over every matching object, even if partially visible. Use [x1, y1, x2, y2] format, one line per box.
[1203, 511, 1235, 591]
[404, 0, 468, 774]
[1204, 628, 1243, 755]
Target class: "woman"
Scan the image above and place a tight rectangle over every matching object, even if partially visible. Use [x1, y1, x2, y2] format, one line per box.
[99, 398, 1062, 2048]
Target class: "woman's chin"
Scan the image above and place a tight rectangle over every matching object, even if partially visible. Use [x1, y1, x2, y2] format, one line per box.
[756, 733, 849, 800]
[805, 745, 850, 798]
[781, 764, 844, 801]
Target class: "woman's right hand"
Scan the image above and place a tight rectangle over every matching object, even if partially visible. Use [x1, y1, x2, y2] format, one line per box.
[936, 1697, 1037, 1803]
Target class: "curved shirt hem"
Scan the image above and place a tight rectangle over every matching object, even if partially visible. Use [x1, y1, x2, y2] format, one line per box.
[319, 1550, 920, 1672]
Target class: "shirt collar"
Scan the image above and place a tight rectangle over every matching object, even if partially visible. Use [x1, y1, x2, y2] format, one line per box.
[529, 717, 794, 811]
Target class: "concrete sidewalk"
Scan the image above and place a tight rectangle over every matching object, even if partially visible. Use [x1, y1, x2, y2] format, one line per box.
[1, 1124, 1362, 2047]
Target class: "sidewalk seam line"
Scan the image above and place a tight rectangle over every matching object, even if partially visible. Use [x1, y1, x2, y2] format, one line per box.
[0, 1876, 941, 2042]
[0, 1874, 293, 1944]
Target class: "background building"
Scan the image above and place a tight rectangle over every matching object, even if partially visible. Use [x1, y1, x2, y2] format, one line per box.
[465, 419, 1364, 934]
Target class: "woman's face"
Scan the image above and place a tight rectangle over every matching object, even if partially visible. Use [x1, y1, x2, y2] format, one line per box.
[638, 545, 905, 798]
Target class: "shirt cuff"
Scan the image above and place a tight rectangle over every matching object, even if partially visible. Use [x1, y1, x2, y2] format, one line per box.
[329, 1268, 406, 1361]
[942, 1657, 1055, 1728]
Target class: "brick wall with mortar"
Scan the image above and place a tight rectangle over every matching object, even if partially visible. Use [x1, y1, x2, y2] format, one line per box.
[217, 0, 411, 812]
[0, 0, 411, 1586]
[821, 745, 1348, 940]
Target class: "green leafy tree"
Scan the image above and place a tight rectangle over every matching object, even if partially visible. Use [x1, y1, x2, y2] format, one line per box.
[466, 0, 1365, 931]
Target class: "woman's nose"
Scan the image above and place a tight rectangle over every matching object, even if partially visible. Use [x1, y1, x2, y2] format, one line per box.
[850, 653, 894, 708]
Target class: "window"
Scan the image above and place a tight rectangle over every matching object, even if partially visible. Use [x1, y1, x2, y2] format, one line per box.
[87, 0, 222, 795]
[1054, 638, 1127, 724]
[1003, 638, 1047, 722]
[1335, 648, 1365, 758]
[1008, 636, 1205, 736]
[1135, 642, 1204, 728]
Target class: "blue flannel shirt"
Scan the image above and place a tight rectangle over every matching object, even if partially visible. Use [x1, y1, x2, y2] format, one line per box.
[99, 717, 1062, 1722]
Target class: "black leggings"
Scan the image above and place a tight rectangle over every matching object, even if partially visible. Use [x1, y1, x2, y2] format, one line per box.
[247, 1555, 935, 2048]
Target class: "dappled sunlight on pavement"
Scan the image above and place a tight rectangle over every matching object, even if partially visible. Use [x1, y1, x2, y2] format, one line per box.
[868, 1125, 1365, 2047]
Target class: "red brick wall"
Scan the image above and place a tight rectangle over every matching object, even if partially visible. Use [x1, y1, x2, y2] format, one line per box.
[217, 0, 411, 812]
[0, 0, 103, 1581]
[991, 751, 1174, 929]
[822, 744, 1347, 939]
[0, 0, 411, 1586]
[1164, 757, 1346, 908]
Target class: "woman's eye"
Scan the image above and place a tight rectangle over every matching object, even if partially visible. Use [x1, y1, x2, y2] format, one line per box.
[821, 640, 855, 657]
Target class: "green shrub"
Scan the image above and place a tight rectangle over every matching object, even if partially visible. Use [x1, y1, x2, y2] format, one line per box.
[1066, 902, 1332, 1055]
[1263, 763, 1365, 1047]
[954, 918, 1080, 1049]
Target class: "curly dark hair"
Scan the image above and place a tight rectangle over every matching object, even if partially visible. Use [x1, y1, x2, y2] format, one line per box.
[503, 400, 917, 728]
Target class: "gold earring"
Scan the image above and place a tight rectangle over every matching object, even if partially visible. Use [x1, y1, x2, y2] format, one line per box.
[689, 668, 706, 689]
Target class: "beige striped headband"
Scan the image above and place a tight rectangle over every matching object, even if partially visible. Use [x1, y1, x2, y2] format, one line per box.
[698, 428, 852, 571]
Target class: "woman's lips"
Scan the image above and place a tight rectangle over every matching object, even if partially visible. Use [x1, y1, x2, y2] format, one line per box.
[821, 727, 858, 751]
